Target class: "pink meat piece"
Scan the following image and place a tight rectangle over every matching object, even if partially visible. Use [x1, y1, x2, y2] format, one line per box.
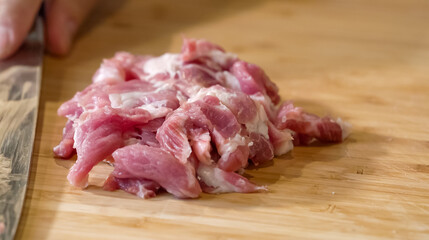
[57, 98, 83, 120]
[111, 144, 202, 199]
[53, 119, 75, 158]
[156, 108, 193, 164]
[268, 121, 294, 156]
[67, 110, 135, 188]
[66, 104, 166, 188]
[92, 57, 126, 84]
[196, 95, 241, 137]
[230, 61, 280, 105]
[57, 85, 87, 122]
[63, 79, 181, 188]
[197, 164, 266, 194]
[57, 82, 111, 117]
[123, 119, 165, 148]
[193, 96, 249, 172]
[157, 96, 249, 172]
[250, 93, 277, 122]
[103, 175, 161, 199]
[248, 132, 274, 166]
[135, 118, 165, 147]
[199, 85, 258, 124]
[93, 52, 150, 83]
[55, 77, 181, 165]
[195, 86, 277, 165]
[181, 38, 237, 71]
[188, 128, 212, 165]
[78, 80, 180, 116]
[182, 38, 224, 61]
[179, 64, 221, 88]
[276, 102, 350, 144]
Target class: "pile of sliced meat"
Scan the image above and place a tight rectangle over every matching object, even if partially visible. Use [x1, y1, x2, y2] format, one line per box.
[54, 38, 350, 199]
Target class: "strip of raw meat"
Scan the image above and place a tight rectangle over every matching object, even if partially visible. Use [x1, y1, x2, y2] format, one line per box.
[57, 91, 84, 120]
[193, 95, 249, 172]
[68, 101, 168, 188]
[193, 86, 278, 165]
[248, 132, 274, 166]
[92, 57, 126, 83]
[56, 79, 182, 186]
[156, 107, 194, 164]
[276, 102, 351, 144]
[53, 119, 75, 158]
[197, 164, 266, 194]
[174, 64, 222, 97]
[193, 85, 258, 124]
[188, 128, 212, 165]
[230, 61, 280, 105]
[111, 144, 202, 198]
[143, 53, 182, 80]
[157, 96, 249, 172]
[93, 52, 150, 83]
[267, 121, 294, 156]
[67, 106, 156, 188]
[180, 64, 220, 87]
[250, 93, 277, 122]
[79, 76, 180, 119]
[123, 119, 165, 148]
[68, 113, 125, 188]
[103, 175, 161, 199]
[90, 80, 180, 117]
[181, 38, 237, 71]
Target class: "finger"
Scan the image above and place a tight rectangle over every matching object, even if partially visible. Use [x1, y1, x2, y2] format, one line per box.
[0, 0, 42, 59]
[44, 0, 100, 56]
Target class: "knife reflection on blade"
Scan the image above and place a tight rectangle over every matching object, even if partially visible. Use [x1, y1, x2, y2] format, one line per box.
[0, 17, 44, 240]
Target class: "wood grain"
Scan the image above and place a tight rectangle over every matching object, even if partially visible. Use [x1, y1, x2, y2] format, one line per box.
[15, 0, 429, 239]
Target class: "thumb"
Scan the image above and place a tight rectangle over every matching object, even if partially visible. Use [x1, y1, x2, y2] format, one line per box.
[0, 0, 43, 59]
[44, 0, 100, 56]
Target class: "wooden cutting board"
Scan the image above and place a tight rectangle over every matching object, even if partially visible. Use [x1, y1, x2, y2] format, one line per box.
[16, 0, 429, 239]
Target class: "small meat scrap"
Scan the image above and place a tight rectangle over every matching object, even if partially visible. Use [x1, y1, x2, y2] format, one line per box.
[54, 38, 351, 199]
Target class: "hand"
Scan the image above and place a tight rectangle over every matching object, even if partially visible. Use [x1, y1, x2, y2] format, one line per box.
[0, 0, 99, 60]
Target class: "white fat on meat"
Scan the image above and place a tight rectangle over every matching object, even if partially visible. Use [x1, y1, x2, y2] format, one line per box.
[138, 101, 171, 119]
[109, 92, 147, 108]
[109, 93, 172, 118]
[197, 164, 266, 194]
[245, 102, 269, 139]
[218, 71, 241, 90]
[207, 50, 237, 66]
[151, 79, 175, 92]
[200, 86, 237, 103]
[150, 79, 191, 104]
[175, 91, 189, 105]
[197, 165, 243, 193]
[93, 61, 124, 83]
[188, 86, 235, 106]
[273, 133, 294, 156]
[217, 133, 247, 157]
[143, 53, 182, 79]
[336, 118, 352, 140]
[250, 93, 271, 105]
[136, 184, 148, 199]
[192, 87, 269, 139]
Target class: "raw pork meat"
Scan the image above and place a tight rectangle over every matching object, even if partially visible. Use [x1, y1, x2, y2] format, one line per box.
[54, 38, 350, 199]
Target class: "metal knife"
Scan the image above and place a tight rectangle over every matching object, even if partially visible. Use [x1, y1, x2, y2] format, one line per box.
[0, 16, 44, 240]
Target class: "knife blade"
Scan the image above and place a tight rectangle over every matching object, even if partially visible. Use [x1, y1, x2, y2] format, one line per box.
[0, 16, 44, 240]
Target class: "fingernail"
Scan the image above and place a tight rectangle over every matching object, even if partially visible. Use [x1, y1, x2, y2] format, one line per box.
[0, 26, 12, 59]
